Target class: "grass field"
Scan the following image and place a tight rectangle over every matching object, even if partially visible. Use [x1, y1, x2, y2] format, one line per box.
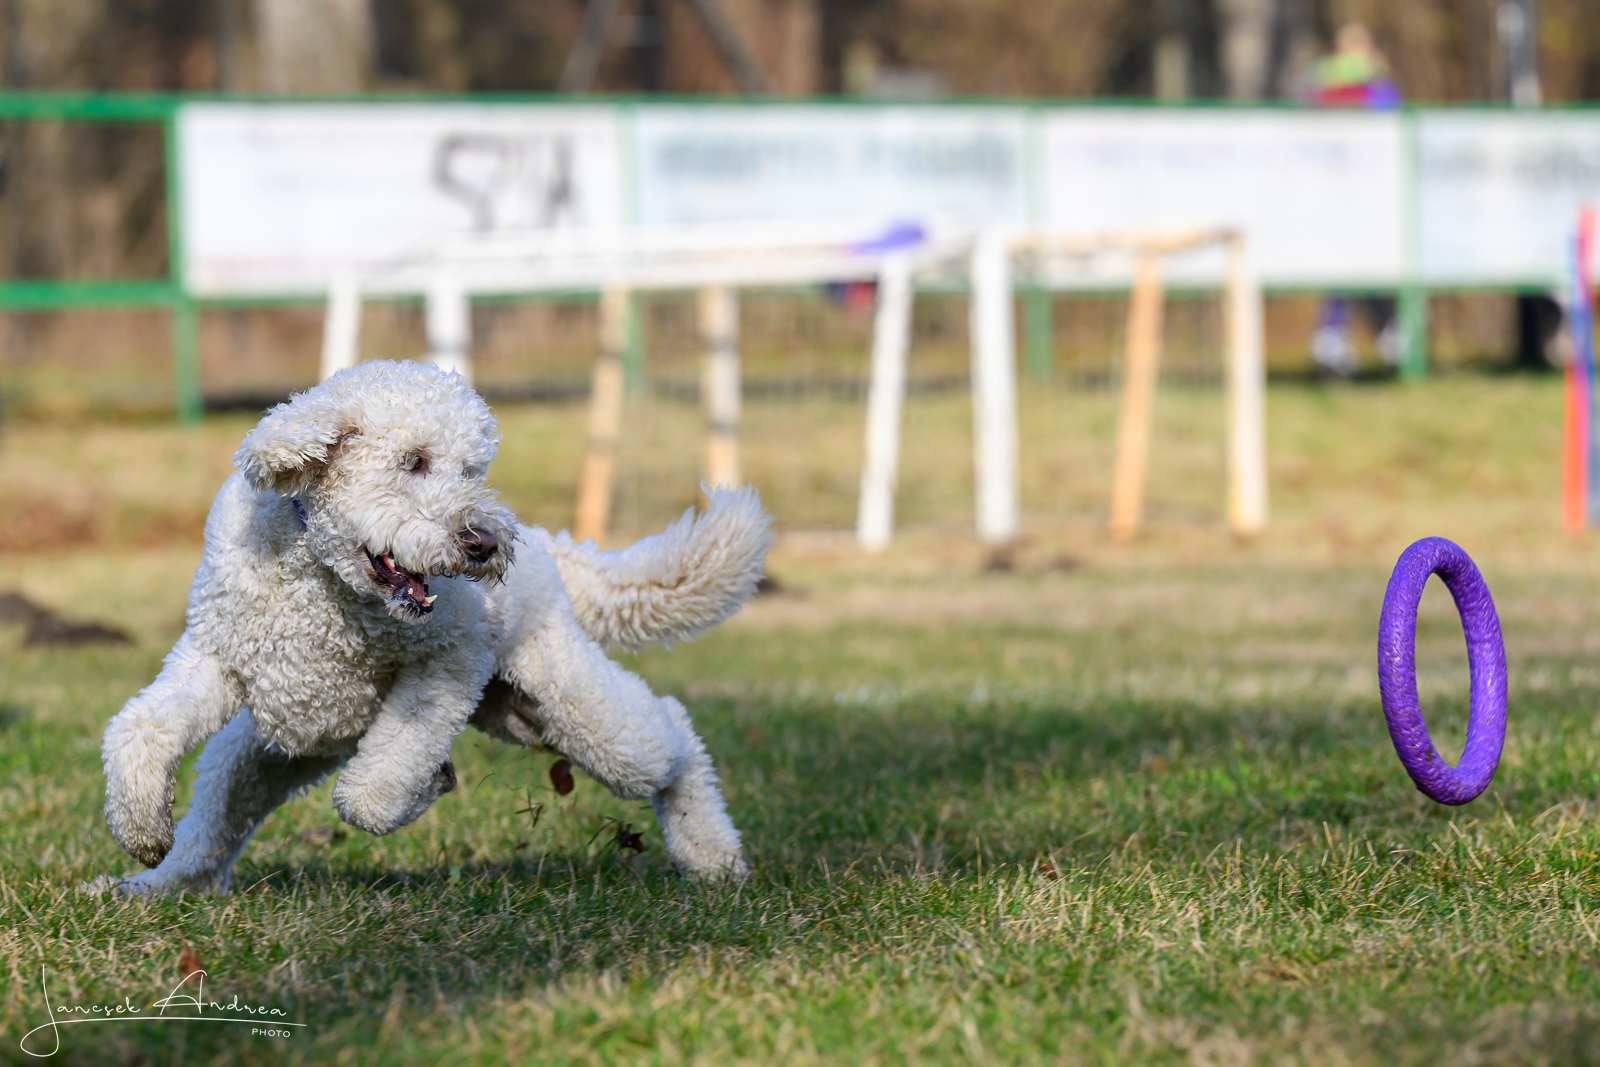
[4, 374, 1600, 1065]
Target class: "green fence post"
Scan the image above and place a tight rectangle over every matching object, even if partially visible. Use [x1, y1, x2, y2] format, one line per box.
[162, 104, 203, 421]
[1023, 285, 1052, 380]
[621, 292, 646, 397]
[172, 297, 202, 423]
[1397, 285, 1428, 381]
[1398, 107, 1427, 381]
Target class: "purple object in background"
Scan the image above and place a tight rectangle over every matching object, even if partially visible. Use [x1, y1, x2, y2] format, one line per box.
[1377, 537, 1508, 805]
[850, 221, 925, 256]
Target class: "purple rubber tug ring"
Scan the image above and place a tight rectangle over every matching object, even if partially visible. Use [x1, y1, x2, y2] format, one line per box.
[1378, 537, 1508, 805]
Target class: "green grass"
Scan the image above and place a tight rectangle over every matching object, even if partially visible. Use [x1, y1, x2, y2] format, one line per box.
[4, 375, 1600, 1064]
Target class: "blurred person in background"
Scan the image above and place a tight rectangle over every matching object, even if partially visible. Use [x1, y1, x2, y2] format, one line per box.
[1305, 23, 1403, 378]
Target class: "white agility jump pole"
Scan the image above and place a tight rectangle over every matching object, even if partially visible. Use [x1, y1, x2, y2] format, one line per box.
[425, 271, 473, 385]
[970, 229, 1020, 548]
[859, 232, 1018, 553]
[857, 253, 914, 551]
[320, 273, 361, 381]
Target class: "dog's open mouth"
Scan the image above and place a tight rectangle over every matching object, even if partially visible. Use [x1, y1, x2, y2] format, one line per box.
[364, 549, 437, 615]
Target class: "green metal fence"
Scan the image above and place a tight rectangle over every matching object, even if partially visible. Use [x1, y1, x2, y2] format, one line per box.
[7, 90, 1563, 419]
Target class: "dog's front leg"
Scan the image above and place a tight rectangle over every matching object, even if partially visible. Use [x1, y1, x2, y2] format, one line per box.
[102, 634, 240, 867]
[330, 657, 484, 836]
[117, 711, 345, 896]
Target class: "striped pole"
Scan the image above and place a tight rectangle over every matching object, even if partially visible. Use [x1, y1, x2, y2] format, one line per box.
[1567, 209, 1598, 533]
[1579, 207, 1599, 527]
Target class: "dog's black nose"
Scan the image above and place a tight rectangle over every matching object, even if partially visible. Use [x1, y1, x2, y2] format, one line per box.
[458, 528, 498, 564]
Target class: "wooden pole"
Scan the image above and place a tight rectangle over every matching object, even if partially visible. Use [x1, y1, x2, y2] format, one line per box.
[700, 285, 741, 488]
[1225, 233, 1267, 537]
[574, 287, 630, 544]
[1108, 254, 1164, 542]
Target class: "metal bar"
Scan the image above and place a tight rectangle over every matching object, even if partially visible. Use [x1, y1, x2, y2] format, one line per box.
[1023, 284, 1052, 379]
[620, 291, 646, 397]
[171, 298, 203, 424]
[0, 92, 181, 121]
[856, 255, 913, 551]
[320, 275, 362, 380]
[425, 271, 473, 384]
[1398, 107, 1428, 380]
[971, 230, 1019, 547]
[0, 279, 179, 308]
[163, 108, 203, 423]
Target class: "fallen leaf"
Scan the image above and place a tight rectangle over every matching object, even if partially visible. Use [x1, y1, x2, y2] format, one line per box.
[550, 758, 574, 796]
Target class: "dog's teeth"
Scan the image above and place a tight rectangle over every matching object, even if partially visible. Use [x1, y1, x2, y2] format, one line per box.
[422, 595, 437, 606]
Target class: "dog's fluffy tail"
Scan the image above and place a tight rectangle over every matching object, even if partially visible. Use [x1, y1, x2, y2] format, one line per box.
[542, 485, 772, 650]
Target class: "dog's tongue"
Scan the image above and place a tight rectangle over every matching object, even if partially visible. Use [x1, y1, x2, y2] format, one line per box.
[388, 558, 430, 605]
[369, 551, 436, 609]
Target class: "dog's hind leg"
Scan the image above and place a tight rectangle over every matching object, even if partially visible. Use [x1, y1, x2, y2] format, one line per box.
[117, 711, 344, 896]
[102, 634, 240, 868]
[493, 561, 746, 879]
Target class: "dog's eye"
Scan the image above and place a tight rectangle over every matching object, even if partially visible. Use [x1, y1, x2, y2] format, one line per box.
[402, 453, 429, 475]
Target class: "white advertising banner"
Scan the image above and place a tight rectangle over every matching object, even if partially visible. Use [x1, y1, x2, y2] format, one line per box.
[177, 103, 623, 296]
[176, 101, 1600, 299]
[1418, 111, 1600, 287]
[633, 105, 1029, 229]
[1042, 109, 1405, 287]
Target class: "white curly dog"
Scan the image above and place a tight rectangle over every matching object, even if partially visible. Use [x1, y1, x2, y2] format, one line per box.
[100, 359, 770, 894]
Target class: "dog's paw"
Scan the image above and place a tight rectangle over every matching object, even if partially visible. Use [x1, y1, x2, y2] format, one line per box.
[333, 759, 457, 837]
[677, 851, 750, 882]
[109, 867, 230, 898]
[77, 875, 121, 897]
[104, 782, 176, 869]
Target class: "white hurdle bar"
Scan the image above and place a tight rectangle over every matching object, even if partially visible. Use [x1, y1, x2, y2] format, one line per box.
[317, 223, 1265, 549]
[970, 230, 1020, 548]
[857, 254, 913, 551]
[320, 221, 969, 547]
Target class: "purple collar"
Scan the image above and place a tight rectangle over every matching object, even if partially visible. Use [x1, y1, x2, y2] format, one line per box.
[291, 497, 307, 525]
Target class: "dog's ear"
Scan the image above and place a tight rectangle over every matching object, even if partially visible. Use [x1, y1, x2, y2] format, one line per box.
[234, 388, 359, 496]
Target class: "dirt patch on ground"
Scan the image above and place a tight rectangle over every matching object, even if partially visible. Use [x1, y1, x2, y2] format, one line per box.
[0, 501, 98, 553]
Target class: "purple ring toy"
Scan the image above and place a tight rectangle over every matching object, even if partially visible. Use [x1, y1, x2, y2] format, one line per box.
[1377, 537, 1508, 805]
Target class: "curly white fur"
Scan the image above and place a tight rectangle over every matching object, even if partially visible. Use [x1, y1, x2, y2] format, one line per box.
[100, 359, 771, 895]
